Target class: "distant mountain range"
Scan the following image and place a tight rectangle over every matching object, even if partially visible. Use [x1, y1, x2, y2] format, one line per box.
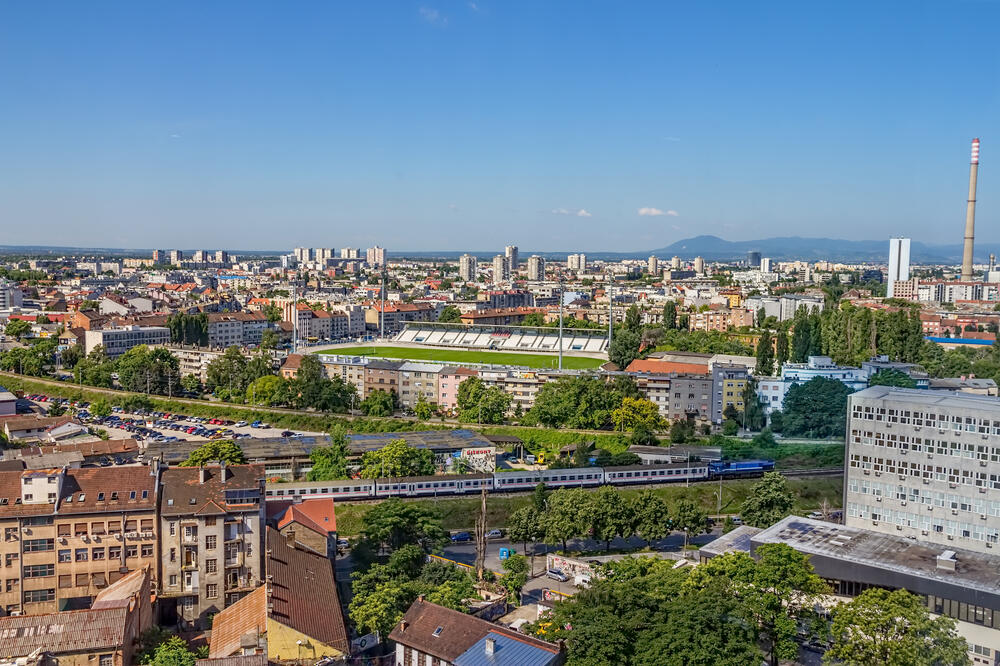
[649, 236, 1000, 264]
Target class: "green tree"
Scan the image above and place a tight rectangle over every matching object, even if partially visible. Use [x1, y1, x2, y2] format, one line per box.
[259, 328, 279, 349]
[756, 330, 774, 377]
[499, 554, 529, 604]
[437, 305, 462, 323]
[611, 396, 662, 432]
[672, 498, 708, 550]
[116, 345, 181, 395]
[624, 304, 642, 332]
[360, 388, 394, 416]
[140, 635, 198, 666]
[526, 376, 628, 429]
[180, 373, 202, 394]
[775, 327, 789, 368]
[456, 376, 511, 424]
[740, 471, 795, 528]
[245, 374, 285, 406]
[4, 319, 31, 340]
[359, 438, 434, 478]
[90, 398, 111, 419]
[414, 393, 433, 420]
[306, 427, 350, 481]
[722, 419, 739, 436]
[684, 544, 829, 666]
[742, 377, 766, 431]
[263, 303, 283, 322]
[586, 486, 632, 552]
[204, 346, 248, 395]
[632, 489, 671, 545]
[868, 368, 917, 389]
[359, 497, 447, 552]
[634, 582, 762, 666]
[180, 440, 247, 467]
[780, 376, 853, 438]
[507, 506, 542, 554]
[609, 327, 642, 369]
[824, 588, 970, 666]
[663, 301, 678, 329]
[59, 343, 84, 369]
[543, 488, 589, 551]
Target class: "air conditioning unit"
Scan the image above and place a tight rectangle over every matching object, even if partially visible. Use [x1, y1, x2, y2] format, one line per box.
[947, 534, 954, 540]
[952, 509, 959, 516]
[900, 500, 907, 506]
[20, 528, 30, 535]
[981, 514, 987, 521]
[876, 497, 882, 503]
[896, 525, 903, 530]
[981, 461, 988, 467]
[921, 530, 929, 535]
[81, 536, 90, 543]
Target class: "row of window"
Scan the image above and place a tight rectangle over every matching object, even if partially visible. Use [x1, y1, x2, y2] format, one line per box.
[851, 430, 1000, 462]
[847, 479, 1000, 515]
[849, 454, 995, 488]
[846, 502, 1000, 542]
[853, 405, 1000, 434]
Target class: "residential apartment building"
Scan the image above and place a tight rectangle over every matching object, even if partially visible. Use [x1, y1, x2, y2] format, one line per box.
[159, 464, 266, 630]
[363, 360, 403, 398]
[567, 253, 587, 272]
[318, 355, 368, 396]
[459, 307, 545, 326]
[665, 374, 714, 424]
[688, 308, 754, 332]
[84, 326, 171, 358]
[504, 245, 519, 270]
[633, 372, 673, 418]
[477, 290, 535, 309]
[711, 364, 749, 424]
[366, 246, 386, 267]
[459, 254, 478, 282]
[0, 467, 159, 616]
[398, 362, 444, 408]
[364, 302, 439, 335]
[845, 387, 1000, 555]
[0, 279, 23, 309]
[527, 255, 546, 281]
[438, 367, 477, 410]
[757, 355, 869, 415]
[491, 255, 510, 284]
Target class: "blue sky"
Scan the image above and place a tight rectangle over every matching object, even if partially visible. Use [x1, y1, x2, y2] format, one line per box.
[0, 1, 997, 252]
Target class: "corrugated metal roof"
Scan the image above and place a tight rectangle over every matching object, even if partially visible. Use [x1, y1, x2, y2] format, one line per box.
[454, 632, 561, 666]
[0, 606, 128, 655]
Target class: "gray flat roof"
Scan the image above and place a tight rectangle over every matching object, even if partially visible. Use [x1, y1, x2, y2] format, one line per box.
[754, 516, 1000, 596]
[698, 525, 763, 558]
[851, 385, 1000, 409]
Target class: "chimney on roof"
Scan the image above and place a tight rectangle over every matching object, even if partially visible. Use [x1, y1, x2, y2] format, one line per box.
[199, 466, 209, 484]
[220, 459, 228, 482]
[285, 529, 296, 548]
[400, 620, 408, 632]
[418, 594, 425, 603]
[936, 550, 957, 572]
[485, 637, 496, 656]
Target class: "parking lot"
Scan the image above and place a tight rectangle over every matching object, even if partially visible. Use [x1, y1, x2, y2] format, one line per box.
[26, 394, 326, 445]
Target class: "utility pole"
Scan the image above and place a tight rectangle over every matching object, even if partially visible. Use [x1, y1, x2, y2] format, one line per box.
[380, 266, 388, 339]
[291, 284, 298, 355]
[607, 269, 613, 351]
[558, 277, 564, 370]
[474, 487, 487, 581]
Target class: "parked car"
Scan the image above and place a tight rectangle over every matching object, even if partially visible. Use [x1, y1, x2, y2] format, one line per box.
[546, 569, 569, 582]
[280, 430, 295, 437]
[486, 529, 504, 540]
[450, 532, 472, 543]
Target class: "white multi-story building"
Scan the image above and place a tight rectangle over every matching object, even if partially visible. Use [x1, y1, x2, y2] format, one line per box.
[294, 247, 312, 264]
[760, 257, 772, 273]
[757, 355, 869, 413]
[459, 254, 478, 282]
[314, 248, 335, 264]
[888, 238, 911, 299]
[527, 255, 546, 281]
[671, 256, 681, 269]
[492, 255, 510, 284]
[366, 246, 386, 267]
[505, 245, 519, 271]
[0, 280, 23, 309]
[694, 256, 705, 274]
[84, 326, 171, 358]
[340, 247, 360, 259]
[169, 250, 184, 264]
[648, 256, 659, 274]
[846, 386, 1000, 555]
[567, 254, 587, 271]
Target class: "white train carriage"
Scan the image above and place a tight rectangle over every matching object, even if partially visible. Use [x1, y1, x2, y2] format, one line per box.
[603, 463, 710, 485]
[265, 478, 375, 502]
[493, 471, 542, 491]
[397, 474, 493, 497]
[537, 468, 604, 488]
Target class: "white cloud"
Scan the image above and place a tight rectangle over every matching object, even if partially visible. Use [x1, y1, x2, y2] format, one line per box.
[638, 207, 678, 217]
[552, 208, 591, 217]
[448, 203, 458, 210]
[468, 1, 479, 10]
[419, 6, 447, 24]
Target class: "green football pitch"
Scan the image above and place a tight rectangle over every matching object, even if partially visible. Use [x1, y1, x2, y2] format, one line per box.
[316, 345, 605, 369]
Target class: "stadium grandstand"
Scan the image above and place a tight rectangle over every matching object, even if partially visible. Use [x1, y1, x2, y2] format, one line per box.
[395, 321, 608, 353]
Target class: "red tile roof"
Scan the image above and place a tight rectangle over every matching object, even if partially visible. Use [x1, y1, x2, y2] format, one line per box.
[209, 585, 267, 658]
[275, 498, 336, 536]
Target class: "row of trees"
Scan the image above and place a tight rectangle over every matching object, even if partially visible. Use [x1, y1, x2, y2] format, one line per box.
[519, 375, 656, 431]
[534, 545, 968, 666]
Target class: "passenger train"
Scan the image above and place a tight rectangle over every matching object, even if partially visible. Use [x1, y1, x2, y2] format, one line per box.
[264, 459, 775, 503]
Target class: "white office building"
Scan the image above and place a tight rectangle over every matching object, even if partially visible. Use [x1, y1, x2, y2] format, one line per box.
[84, 326, 171, 358]
[846, 386, 1000, 555]
[888, 237, 911, 299]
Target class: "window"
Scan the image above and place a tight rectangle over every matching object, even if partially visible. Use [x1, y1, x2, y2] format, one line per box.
[140, 519, 153, 531]
[141, 544, 153, 558]
[24, 564, 54, 578]
[206, 583, 218, 599]
[57, 524, 70, 537]
[4, 528, 17, 542]
[75, 573, 88, 587]
[125, 520, 137, 532]
[169, 522, 176, 536]
[92, 572, 106, 588]
[107, 521, 121, 534]
[57, 549, 71, 563]
[169, 548, 176, 562]
[99, 655, 113, 666]
[206, 558, 217, 573]
[4, 579, 17, 592]
[169, 574, 178, 587]
[108, 546, 121, 560]
[206, 535, 217, 550]
[125, 545, 137, 558]
[74, 523, 87, 536]
[58, 575, 72, 589]
[23, 589, 54, 603]
[205, 517, 216, 526]
[90, 522, 106, 535]
[4, 553, 17, 567]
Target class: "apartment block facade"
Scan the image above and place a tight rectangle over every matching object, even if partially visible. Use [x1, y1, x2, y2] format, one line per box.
[0, 467, 159, 616]
[845, 387, 1000, 554]
[158, 464, 265, 630]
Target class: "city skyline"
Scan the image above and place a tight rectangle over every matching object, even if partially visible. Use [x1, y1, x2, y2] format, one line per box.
[0, 1, 996, 250]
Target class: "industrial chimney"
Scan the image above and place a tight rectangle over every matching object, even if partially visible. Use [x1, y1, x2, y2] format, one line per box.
[961, 138, 981, 281]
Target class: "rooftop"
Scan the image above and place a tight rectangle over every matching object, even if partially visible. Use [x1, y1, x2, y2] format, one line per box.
[0, 606, 129, 655]
[851, 385, 1000, 409]
[753, 516, 1000, 596]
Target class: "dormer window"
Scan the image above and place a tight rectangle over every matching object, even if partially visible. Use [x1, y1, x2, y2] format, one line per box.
[141, 491, 148, 500]
[129, 491, 136, 500]
[23, 494, 32, 502]
[110, 492, 118, 501]
[97, 493, 105, 501]
[23, 478, 31, 485]
[77, 494, 84, 502]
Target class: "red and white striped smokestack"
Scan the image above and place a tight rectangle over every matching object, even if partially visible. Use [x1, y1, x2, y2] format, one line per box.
[961, 138, 981, 281]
